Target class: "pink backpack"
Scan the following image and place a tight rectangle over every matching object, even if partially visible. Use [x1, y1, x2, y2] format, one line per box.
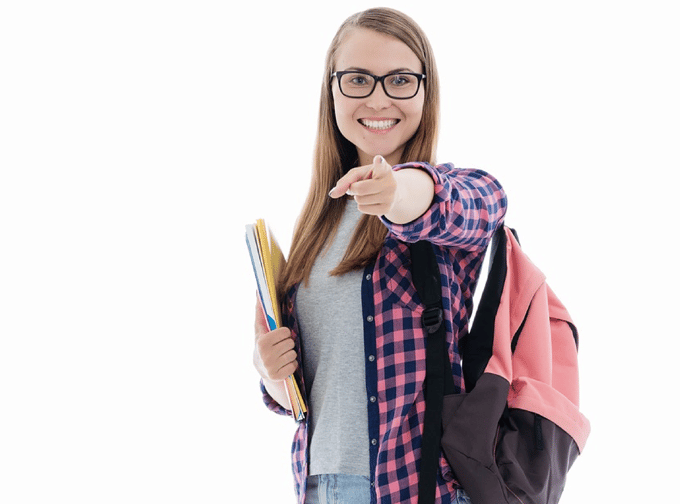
[413, 225, 590, 504]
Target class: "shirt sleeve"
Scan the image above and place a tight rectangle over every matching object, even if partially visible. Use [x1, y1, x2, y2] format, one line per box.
[380, 162, 507, 251]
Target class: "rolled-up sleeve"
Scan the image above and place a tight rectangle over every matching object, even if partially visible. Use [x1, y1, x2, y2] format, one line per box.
[381, 162, 507, 251]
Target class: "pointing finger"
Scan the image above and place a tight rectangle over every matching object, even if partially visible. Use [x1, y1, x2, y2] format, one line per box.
[328, 164, 373, 198]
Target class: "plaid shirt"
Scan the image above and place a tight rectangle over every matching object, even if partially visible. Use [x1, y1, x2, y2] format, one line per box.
[261, 162, 507, 503]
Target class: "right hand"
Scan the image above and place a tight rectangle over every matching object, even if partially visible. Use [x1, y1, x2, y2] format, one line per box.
[253, 296, 299, 382]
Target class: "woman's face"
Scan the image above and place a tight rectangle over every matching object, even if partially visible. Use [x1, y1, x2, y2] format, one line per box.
[332, 28, 425, 167]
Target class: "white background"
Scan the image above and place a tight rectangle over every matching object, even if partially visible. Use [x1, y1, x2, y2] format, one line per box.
[1, 0, 678, 502]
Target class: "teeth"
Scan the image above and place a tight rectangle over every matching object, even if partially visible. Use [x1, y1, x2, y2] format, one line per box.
[360, 119, 398, 130]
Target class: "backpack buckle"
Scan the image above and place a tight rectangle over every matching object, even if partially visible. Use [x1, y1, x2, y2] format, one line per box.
[422, 307, 443, 334]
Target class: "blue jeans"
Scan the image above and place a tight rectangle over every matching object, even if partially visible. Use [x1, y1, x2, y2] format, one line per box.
[305, 474, 472, 504]
[305, 475, 370, 504]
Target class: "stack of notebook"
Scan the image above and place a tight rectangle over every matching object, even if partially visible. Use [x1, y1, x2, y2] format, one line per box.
[245, 219, 306, 421]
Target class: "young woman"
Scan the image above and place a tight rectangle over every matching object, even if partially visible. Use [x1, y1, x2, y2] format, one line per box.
[253, 8, 507, 504]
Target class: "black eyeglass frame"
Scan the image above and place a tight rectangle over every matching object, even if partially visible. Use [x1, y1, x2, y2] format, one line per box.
[331, 70, 426, 100]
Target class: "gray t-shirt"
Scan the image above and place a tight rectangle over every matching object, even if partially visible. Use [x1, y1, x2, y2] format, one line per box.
[296, 202, 369, 477]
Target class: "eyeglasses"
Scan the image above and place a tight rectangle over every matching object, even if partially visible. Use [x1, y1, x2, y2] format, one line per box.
[331, 70, 426, 99]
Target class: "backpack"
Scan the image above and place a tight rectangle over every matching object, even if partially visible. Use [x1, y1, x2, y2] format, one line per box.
[411, 225, 590, 504]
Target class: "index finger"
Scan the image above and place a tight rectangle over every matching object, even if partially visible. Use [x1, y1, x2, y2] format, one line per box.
[328, 164, 373, 198]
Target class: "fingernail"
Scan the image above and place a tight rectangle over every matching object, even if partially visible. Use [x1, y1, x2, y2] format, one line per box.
[328, 187, 336, 196]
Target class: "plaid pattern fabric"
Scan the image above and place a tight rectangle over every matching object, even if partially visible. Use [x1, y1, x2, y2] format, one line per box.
[261, 163, 507, 503]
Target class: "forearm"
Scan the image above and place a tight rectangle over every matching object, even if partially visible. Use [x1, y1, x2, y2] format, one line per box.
[384, 168, 435, 224]
[262, 377, 293, 412]
[380, 163, 507, 250]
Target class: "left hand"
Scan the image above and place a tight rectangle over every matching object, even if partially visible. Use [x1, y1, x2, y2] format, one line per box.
[328, 155, 398, 216]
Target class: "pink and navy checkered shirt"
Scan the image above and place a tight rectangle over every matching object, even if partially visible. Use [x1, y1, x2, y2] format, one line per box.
[261, 162, 507, 503]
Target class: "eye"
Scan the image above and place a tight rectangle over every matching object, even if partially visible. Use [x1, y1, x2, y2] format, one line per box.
[346, 74, 372, 86]
[388, 74, 413, 87]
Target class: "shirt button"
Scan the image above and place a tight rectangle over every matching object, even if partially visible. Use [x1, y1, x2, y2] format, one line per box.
[368, 355, 375, 362]
[366, 274, 372, 281]
[367, 315, 374, 323]
[371, 439, 377, 446]
[369, 396, 377, 403]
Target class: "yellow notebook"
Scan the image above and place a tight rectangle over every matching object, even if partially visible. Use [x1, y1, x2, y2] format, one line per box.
[255, 219, 283, 328]
[245, 219, 307, 421]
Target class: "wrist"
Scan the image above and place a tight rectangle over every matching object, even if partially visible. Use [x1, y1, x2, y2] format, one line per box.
[385, 168, 434, 224]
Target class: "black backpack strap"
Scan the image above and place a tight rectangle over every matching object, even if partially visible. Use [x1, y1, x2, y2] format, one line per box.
[410, 240, 454, 504]
[460, 225, 508, 390]
[462, 225, 513, 391]
[412, 226, 510, 503]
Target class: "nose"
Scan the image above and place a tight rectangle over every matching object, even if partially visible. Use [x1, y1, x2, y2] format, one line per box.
[365, 82, 392, 110]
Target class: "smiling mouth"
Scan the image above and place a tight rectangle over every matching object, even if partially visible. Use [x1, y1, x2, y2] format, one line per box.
[359, 118, 400, 130]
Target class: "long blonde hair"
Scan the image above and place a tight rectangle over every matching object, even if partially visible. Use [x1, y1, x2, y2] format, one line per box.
[280, 7, 441, 297]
